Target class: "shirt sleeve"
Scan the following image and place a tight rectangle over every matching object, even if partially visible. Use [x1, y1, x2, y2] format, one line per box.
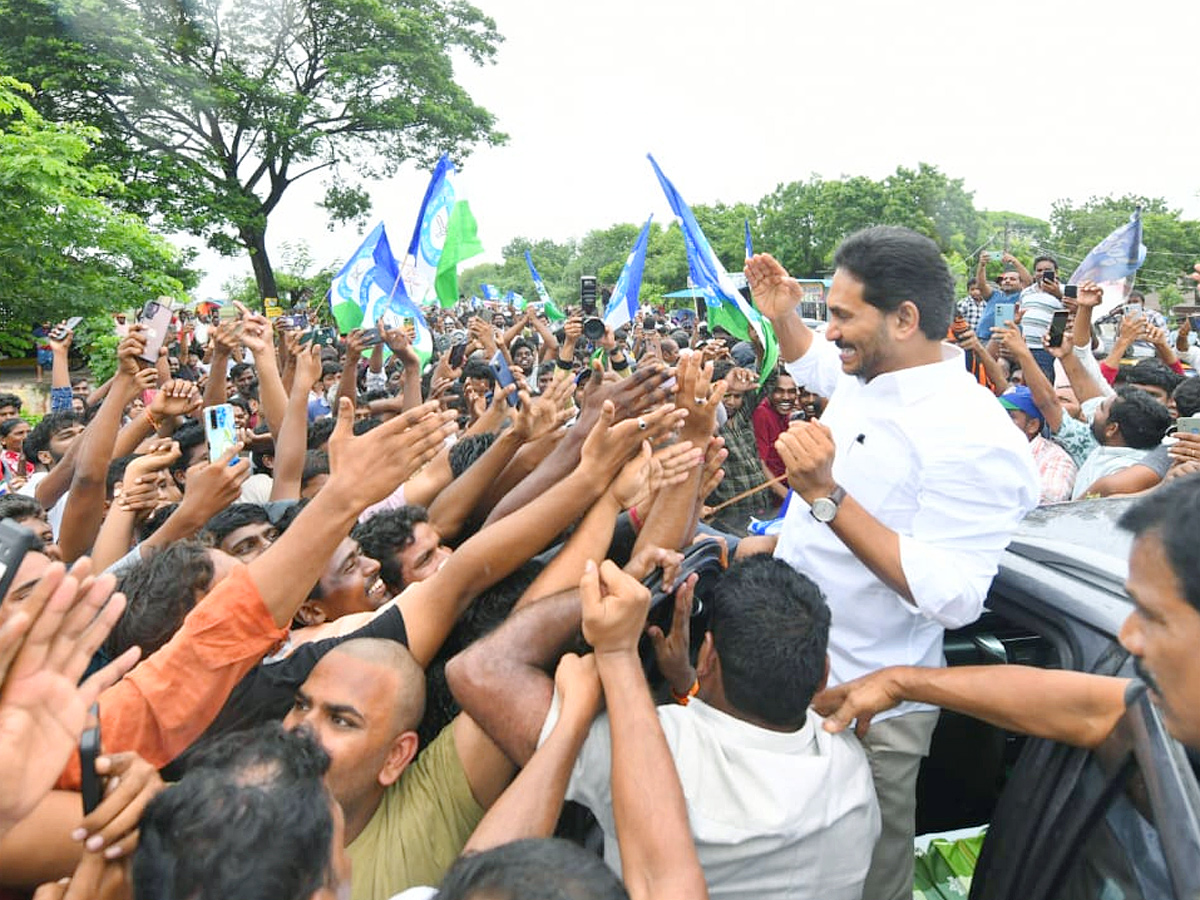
[897, 442, 1039, 629]
[1039, 445, 1078, 504]
[783, 331, 843, 400]
[1051, 414, 1099, 468]
[50, 386, 74, 413]
[1072, 346, 1115, 397]
[1099, 361, 1119, 386]
[56, 565, 288, 789]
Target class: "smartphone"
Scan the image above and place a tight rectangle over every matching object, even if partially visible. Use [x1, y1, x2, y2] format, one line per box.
[50, 316, 84, 341]
[278, 313, 308, 330]
[1062, 284, 1078, 300]
[204, 403, 239, 464]
[1041, 271, 1056, 284]
[0, 519, 38, 603]
[136, 298, 174, 364]
[1126, 306, 1145, 321]
[80, 704, 102, 815]
[299, 327, 337, 347]
[1047, 310, 1070, 348]
[217, 305, 238, 325]
[993, 303, 1016, 328]
[1176, 416, 1200, 435]
[360, 328, 383, 348]
[490, 354, 521, 408]
[448, 341, 468, 368]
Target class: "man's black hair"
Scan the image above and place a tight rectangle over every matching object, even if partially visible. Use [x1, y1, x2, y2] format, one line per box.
[138, 502, 180, 542]
[24, 411, 83, 464]
[0, 494, 43, 523]
[1118, 474, 1200, 613]
[228, 396, 251, 416]
[134, 724, 336, 900]
[229, 362, 255, 382]
[320, 360, 341, 379]
[362, 388, 390, 404]
[169, 422, 207, 477]
[1033, 254, 1058, 272]
[0, 393, 21, 412]
[1126, 358, 1184, 398]
[111, 541, 216, 657]
[1110, 386, 1173, 450]
[510, 337, 535, 356]
[352, 506, 429, 594]
[1173, 377, 1200, 418]
[833, 225, 955, 340]
[438, 838, 628, 900]
[707, 555, 830, 728]
[353, 417, 381, 435]
[449, 432, 496, 478]
[201, 503, 271, 546]
[301, 450, 330, 492]
[250, 422, 274, 475]
[462, 359, 497, 387]
[307, 417, 336, 450]
[106, 454, 138, 501]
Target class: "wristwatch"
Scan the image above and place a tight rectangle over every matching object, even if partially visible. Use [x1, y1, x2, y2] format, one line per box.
[810, 485, 846, 524]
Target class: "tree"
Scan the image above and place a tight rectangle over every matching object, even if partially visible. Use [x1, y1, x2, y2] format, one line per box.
[0, 0, 505, 301]
[0, 76, 188, 355]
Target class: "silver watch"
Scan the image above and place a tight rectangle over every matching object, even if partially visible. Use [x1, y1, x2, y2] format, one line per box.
[810, 485, 846, 524]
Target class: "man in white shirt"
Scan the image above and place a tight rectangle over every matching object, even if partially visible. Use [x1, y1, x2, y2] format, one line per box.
[746, 226, 1040, 900]
[448, 554, 881, 900]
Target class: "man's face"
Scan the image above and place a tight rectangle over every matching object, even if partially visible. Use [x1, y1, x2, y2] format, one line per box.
[0, 406, 19, 423]
[465, 377, 491, 400]
[14, 515, 58, 561]
[1005, 409, 1039, 442]
[1033, 260, 1057, 284]
[513, 346, 535, 373]
[537, 367, 554, 395]
[968, 284, 983, 301]
[284, 654, 405, 819]
[1091, 395, 1117, 444]
[768, 375, 799, 416]
[723, 389, 746, 413]
[824, 270, 895, 382]
[219, 521, 278, 563]
[3, 551, 51, 606]
[1119, 534, 1200, 748]
[321, 373, 339, 393]
[1129, 382, 1170, 407]
[316, 538, 387, 621]
[232, 405, 249, 429]
[395, 522, 451, 588]
[660, 340, 680, 364]
[235, 369, 257, 393]
[999, 272, 1022, 293]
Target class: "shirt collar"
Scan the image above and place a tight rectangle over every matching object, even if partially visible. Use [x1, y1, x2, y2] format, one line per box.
[858, 343, 966, 406]
[686, 698, 819, 752]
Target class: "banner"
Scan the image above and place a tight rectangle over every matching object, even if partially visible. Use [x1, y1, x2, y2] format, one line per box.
[603, 214, 653, 332]
[329, 222, 433, 365]
[648, 154, 778, 381]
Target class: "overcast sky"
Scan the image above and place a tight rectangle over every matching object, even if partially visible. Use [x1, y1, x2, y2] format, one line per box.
[192, 0, 1200, 298]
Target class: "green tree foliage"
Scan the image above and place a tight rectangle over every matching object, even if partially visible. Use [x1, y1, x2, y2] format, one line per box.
[0, 76, 187, 355]
[1048, 196, 1200, 293]
[0, 0, 506, 301]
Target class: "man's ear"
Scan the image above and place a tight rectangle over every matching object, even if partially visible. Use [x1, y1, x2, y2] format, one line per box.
[378, 731, 420, 788]
[695, 631, 717, 680]
[893, 300, 922, 339]
[295, 601, 327, 627]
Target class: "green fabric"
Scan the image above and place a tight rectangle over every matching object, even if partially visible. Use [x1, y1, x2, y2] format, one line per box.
[912, 831, 986, 900]
[434, 199, 483, 308]
[705, 298, 779, 385]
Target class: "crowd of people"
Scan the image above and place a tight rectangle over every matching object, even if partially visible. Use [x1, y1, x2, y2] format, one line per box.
[0, 227, 1199, 900]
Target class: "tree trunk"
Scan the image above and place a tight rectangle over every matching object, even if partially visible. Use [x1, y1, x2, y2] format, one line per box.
[242, 227, 279, 302]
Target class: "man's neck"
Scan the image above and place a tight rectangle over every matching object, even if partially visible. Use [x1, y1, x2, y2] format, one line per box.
[343, 791, 386, 846]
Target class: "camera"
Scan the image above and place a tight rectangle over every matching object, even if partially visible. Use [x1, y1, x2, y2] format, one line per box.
[582, 317, 607, 341]
[580, 276, 598, 315]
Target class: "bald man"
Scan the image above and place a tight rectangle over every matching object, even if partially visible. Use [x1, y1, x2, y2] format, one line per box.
[284, 638, 515, 900]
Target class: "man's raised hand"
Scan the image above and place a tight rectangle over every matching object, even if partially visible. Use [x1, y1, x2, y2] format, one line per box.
[580, 559, 652, 658]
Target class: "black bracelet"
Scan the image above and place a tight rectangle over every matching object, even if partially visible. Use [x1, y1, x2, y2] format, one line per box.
[555, 358, 574, 371]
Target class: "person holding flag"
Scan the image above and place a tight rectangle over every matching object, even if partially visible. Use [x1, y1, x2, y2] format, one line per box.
[524, 251, 567, 322]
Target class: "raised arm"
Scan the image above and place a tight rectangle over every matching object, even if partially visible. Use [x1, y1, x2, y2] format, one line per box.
[269, 345, 322, 502]
[379, 320, 424, 412]
[813, 664, 1127, 749]
[583, 561, 709, 900]
[975, 253, 995, 301]
[745, 252, 812, 363]
[997, 325, 1063, 431]
[238, 308, 288, 438]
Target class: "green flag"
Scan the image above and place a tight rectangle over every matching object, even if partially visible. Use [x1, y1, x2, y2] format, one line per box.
[434, 200, 483, 308]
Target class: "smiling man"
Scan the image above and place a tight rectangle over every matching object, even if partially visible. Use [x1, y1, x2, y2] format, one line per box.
[746, 226, 1040, 900]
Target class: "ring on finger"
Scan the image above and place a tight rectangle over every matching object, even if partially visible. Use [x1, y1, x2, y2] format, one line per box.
[693, 396, 707, 405]
[637, 417, 648, 431]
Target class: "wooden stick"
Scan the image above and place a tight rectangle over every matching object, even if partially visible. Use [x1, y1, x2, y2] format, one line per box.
[702, 473, 787, 518]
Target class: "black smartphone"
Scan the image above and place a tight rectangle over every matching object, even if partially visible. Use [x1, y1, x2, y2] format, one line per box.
[1041, 271, 1055, 284]
[448, 341, 468, 368]
[80, 703, 102, 815]
[0, 519, 38, 603]
[1047, 310, 1070, 348]
[360, 328, 383, 348]
[1062, 284, 1078, 299]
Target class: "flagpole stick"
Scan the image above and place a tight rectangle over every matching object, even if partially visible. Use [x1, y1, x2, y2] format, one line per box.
[701, 473, 789, 518]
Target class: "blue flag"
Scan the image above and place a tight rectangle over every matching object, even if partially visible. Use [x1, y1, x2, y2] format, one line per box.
[603, 215, 653, 332]
[403, 154, 456, 305]
[480, 283, 500, 302]
[1067, 209, 1146, 286]
[647, 155, 778, 380]
[744, 219, 753, 260]
[329, 222, 433, 363]
[524, 250, 567, 320]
